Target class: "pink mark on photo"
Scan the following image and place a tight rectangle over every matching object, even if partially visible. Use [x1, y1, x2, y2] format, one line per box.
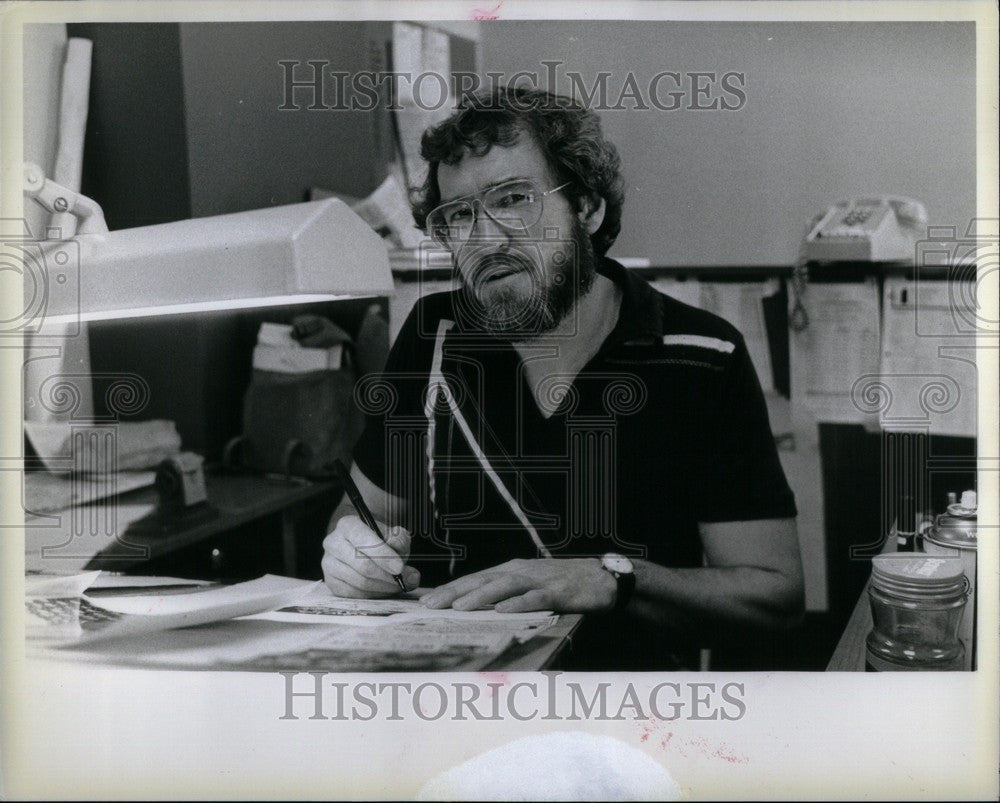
[470, 1, 503, 20]
[479, 671, 510, 695]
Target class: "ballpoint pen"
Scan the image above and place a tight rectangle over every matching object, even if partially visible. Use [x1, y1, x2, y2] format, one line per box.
[332, 460, 408, 593]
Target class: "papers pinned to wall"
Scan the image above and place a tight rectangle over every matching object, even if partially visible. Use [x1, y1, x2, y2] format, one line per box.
[876, 278, 977, 438]
[788, 277, 978, 438]
[392, 22, 456, 190]
[789, 280, 882, 427]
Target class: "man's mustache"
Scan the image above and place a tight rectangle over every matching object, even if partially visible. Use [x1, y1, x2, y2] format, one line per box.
[459, 249, 538, 295]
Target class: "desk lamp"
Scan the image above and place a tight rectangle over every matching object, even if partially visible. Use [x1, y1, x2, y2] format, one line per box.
[22, 162, 393, 325]
[20, 163, 395, 537]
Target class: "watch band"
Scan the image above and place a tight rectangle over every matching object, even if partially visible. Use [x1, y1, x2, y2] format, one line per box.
[601, 554, 636, 611]
[611, 569, 636, 611]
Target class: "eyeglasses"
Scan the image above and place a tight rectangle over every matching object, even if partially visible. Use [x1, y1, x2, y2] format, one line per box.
[426, 179, 570, 248]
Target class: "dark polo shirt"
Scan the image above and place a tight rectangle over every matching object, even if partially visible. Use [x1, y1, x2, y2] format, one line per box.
[353, 257, 796, 669]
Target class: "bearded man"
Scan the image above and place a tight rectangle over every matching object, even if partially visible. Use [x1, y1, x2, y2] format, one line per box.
[320, 86, 803, 670]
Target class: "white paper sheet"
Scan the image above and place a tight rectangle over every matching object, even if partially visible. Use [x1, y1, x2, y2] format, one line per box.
[248, 589, 428, 627]
[247, 623, 515, 672]
[878, 278, 977, 437]
[60, 575, 320, 645]
[391, 612, 559, 644]
[30, 620, 340, 669]
[250, 584, 553, 626]
[391, 22, 456, 188]
[789, 280, 882, 425]
[351, 173, 425, 250]
[25, 570, 100, 598]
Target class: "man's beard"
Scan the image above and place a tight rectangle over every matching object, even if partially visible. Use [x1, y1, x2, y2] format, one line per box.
[456, 219, 598, 337]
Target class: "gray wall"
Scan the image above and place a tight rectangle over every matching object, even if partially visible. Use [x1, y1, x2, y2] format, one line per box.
[179, 22, 395, 218]
[481, 21, 976, 266]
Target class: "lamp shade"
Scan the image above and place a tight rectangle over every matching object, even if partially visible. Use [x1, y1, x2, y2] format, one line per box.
[35, 198, 393, 324]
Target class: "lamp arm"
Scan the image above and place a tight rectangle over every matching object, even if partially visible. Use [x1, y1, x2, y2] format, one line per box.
[23, 162, 109, 237]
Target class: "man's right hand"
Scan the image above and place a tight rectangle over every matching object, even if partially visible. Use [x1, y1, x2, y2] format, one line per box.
[321, 515, 419, 598]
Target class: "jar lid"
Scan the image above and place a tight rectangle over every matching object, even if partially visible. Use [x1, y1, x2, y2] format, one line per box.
[871, 555, 966, 598]
[927, 513, 977, 549]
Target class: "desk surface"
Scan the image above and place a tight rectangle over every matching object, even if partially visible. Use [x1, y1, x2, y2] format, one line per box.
[96, 472, 337, 561]
[25, 472, 337, 574]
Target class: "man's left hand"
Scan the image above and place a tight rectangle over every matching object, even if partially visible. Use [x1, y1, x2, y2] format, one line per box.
[420, 558, 618, 613]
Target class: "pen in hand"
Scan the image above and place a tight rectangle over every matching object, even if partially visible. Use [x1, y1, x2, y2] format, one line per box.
[332, 460, 408, 594]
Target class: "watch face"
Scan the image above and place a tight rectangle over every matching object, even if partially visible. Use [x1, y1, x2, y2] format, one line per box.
[602, 554, 634, 574]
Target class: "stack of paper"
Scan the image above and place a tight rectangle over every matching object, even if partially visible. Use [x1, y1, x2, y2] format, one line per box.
[28, 574, 320, 647]
[28, 578, 558, 672]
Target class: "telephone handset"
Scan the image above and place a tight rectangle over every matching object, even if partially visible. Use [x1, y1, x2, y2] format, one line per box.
[803, 196, 927, 263]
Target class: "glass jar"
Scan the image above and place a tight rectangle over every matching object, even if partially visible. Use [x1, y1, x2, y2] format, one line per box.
[865, 555, 968, 671]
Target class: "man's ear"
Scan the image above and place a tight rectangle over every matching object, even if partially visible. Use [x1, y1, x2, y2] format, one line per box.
[577, 194, 607, 236]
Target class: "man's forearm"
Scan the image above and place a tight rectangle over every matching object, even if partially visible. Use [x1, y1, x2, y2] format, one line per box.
[629, 560, 805, 639]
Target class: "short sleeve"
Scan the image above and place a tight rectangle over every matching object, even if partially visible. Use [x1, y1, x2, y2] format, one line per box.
[352, 300, 433, 501]
[691, 333, 797, 522]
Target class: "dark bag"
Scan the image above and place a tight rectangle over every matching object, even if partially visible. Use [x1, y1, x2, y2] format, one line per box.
[238, 355, 363, 479]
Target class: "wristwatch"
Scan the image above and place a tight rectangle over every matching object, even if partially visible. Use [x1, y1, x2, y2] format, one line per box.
[600, 553, 636, 611]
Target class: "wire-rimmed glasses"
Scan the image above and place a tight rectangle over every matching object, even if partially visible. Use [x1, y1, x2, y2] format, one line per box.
[426, 179, 570, 249]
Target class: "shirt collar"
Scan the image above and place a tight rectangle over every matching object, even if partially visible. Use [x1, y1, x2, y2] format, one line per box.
[597, 256, 664, 345]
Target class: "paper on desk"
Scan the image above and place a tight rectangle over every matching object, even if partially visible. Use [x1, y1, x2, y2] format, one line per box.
[66, 575, 320, 645]
[248, 588, 426, 627]
[255, 584, 552, 620]
[247, 624, 514, 672]
[392, 611, 559, 645]
[250, 585, 553, 632]
[25, 571, 100, 598]
[877, 279, 977, 437]
[29, 620, 341, 670]
[254, 594, 422, 623]
[789, 281, 881, 426]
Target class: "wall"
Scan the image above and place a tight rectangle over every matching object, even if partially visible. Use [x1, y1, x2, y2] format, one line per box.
[480, 21, 976, 265]
[178, 22, 395, 218]
[69, 23, 192, 230]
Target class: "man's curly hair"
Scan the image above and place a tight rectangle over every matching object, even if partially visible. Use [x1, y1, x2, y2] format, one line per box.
[411, 85, 625, 257]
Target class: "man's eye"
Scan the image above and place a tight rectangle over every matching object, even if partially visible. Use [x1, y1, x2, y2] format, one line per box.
[495, 191, 532, 208]
[447, 207, 473, 223]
